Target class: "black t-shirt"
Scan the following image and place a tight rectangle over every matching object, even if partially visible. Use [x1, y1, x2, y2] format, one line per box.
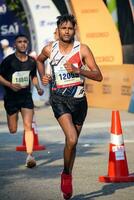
[0, 53, 37, 97]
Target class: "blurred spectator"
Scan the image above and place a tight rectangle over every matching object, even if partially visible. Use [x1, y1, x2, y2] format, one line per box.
[0, 39, 14, 99]
[0, 39, 14, 58]
[44, 29, 59, 107]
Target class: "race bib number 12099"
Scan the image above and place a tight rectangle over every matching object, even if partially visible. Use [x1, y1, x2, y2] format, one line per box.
[54, 63, 82, 88]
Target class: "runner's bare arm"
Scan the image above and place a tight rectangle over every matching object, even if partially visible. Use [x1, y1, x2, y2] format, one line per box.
[32, 77, 44, 96]
[37, 43, 52, 85]
[37, 43, 52, 78]
[80, 44, 103, 81]
[64, 44, 103, 82]
[0, 75, 22, 91]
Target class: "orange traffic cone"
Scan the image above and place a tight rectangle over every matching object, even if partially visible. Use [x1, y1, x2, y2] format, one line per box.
[99, 110, 134, 182]
[16, 117, 46, 151]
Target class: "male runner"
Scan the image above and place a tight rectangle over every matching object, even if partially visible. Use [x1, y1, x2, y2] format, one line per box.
[0, 34, 43, 168]
[37, 14, 103, 199]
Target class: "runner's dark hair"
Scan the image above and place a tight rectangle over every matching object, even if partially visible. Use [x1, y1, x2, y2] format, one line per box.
[15, 34, 29, 41]
[56, 14, 77, 27]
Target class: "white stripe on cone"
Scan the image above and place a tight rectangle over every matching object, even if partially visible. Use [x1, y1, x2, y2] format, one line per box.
[32, 121, 38, 134]
[110, 133, 124, 145]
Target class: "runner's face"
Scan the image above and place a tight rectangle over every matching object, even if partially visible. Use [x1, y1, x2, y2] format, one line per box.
[58, 21, 75, 43]
[15, 37, 28, 53]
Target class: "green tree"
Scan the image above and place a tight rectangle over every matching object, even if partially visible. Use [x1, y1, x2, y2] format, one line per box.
[5, 0, 28, 30]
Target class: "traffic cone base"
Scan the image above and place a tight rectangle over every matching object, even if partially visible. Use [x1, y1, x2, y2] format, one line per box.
[16, 120, 46, 151]
[16, 145, 46, 151]
[99, 175, 134, 183]
[16, 145, 26, 151]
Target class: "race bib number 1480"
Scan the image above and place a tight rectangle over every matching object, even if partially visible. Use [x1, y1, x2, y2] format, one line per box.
[12, 71, 30, 87]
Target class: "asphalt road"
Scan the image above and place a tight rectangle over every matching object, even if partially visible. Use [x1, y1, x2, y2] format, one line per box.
[0, 101, 134, 200]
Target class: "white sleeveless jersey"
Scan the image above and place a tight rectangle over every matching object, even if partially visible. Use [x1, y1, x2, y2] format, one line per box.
[49, 40, 85, 98]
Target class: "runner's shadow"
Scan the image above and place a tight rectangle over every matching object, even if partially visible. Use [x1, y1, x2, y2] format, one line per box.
[36, 142, 102, 167]
[72, 182, 134, 200]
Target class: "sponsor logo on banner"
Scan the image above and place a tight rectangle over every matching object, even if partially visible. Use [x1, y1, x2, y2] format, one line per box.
[81, 8, 98, 13]
[39, 20, 56, 27]
[95, 56, 114, 63]
[86, 32, 109, 38]
[34, 4, 50, 10]
[0, 22, 19, 36]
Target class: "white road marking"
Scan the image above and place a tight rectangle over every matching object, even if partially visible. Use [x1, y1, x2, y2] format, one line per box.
[0, 121, 134, 132]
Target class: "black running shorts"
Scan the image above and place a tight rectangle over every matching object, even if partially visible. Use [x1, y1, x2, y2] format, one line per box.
[4, 93, 34, 115]
[50, 94, 88, 125]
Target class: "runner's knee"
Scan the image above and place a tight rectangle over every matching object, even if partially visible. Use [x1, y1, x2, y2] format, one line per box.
[66, 137, 78, 149]
[23, 122, 32, 131]
[9, 126, 17, 133]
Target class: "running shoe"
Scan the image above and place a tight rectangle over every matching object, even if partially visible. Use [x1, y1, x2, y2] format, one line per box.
[25, 155, 36, 168]
[61, 172, 73, 199]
